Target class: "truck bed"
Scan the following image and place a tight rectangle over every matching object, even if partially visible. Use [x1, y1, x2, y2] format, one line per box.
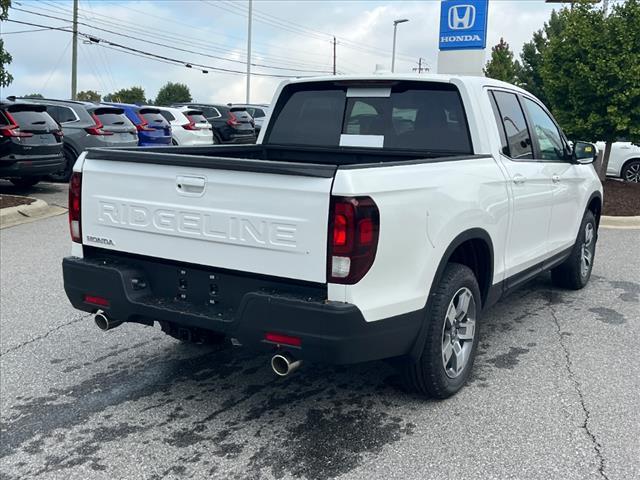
[85, 144, 486, 178]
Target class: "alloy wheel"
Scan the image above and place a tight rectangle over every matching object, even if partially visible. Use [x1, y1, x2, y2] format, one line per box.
[441, 287, 476, 378]
[624, 162, 640, 182]
[581, 222, 595, 278]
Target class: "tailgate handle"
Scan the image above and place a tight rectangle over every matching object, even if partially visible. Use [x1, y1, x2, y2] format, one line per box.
[176, 175, 206, 196]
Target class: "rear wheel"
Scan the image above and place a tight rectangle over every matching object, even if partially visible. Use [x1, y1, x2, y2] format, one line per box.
[50, 148, 75, 182]
[401, 263, 480, 399]
[622, 159, 640, 182]
[551, 210, 597, 290]
[10, 177, 40, 188]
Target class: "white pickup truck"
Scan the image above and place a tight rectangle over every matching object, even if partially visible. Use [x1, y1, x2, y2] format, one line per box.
[63, 74, 602, 398]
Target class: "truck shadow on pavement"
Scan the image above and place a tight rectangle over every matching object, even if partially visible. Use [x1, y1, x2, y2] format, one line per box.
[2, 272, 633, 480]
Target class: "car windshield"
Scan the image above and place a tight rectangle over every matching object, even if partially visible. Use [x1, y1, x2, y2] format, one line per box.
[267, 82, 473, 154]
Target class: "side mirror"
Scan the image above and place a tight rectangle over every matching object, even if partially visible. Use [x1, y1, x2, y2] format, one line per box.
[573, 141, 598, 164]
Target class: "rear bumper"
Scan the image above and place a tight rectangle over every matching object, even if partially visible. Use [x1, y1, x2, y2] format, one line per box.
[0, 153, 65, 177]
[62, 253, 422, 364]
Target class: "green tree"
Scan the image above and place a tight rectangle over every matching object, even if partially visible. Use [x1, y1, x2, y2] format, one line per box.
[77, 90, 101, 102]
[106, 86, 146, 104]
[483, 38, 521, 84]
[518, 10, 566, 106]
[154, 82, 192, 106]
[23, 93, 44, 99]
[540, 0, 640, 179]
[1, 0, 12, 88]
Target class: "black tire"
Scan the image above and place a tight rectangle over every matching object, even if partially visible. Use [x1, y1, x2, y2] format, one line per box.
[551, 210, 597, 290]
[50, 148, 75, 182]
[621, 159, 640, 183]
[160, 322, 226, 346]
[171, 139, 178, 146]
[10, 177, 40, 188]
[212, 131, 222, 144]
[401, 263, 481, 399]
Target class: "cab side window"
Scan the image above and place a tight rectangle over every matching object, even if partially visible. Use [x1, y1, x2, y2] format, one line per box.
[490, 91, 533, 160]
[522, 97, 566, 162]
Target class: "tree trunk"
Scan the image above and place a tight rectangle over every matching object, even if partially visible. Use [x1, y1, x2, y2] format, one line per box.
[596, 141, 613, 182]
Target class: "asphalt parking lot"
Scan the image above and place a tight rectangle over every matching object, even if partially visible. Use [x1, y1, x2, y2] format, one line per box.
[1, 182, 639, 480]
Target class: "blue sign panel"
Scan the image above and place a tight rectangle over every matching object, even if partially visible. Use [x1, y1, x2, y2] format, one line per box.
[439, 0, 489, 51]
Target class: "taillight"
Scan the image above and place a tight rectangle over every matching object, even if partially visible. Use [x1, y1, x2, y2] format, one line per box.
[136, 113, 154, 132]
[227, 112, 239, 127]
[69, 172, 82, 243]
[0, 111, 33, 137]
[85, 114, 114, 136]
[327, 196, 379, 284]
[182, 121, 197, 130]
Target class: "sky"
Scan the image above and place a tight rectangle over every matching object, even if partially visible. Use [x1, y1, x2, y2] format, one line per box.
[1, 0, 571, 104]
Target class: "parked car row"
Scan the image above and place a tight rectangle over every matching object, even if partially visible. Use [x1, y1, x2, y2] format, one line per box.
[1, 96, 270, 186]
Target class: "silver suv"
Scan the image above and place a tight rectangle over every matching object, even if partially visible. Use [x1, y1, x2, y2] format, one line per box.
[13, 97, 139, 181]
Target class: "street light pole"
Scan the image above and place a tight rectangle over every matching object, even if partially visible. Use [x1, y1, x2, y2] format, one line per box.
[391, 18, 409, 73]
[246, 0, 252, 104]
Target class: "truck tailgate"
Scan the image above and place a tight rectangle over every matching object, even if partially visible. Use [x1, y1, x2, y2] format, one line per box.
[80, 158, 333, 283]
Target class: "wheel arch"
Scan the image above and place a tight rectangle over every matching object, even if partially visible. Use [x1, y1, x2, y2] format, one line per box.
[408, 228, 494, 360]
[586, 191, 603, 229]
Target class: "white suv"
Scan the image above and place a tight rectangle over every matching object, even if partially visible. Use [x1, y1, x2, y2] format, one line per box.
[157, 107, 214, 146]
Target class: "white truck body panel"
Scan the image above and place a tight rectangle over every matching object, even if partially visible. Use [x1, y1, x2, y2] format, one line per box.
[80, 159, 333, 283]
[74, 74, 603, 324]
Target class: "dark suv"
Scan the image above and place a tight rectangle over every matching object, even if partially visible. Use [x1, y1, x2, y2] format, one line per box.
[1, 100, 64, 187]
[14, 97, 139, 181]
[172, 103, 256, 144]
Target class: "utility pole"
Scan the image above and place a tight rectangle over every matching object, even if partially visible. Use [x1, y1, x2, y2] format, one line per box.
[603, 0, 609, 15]
[332, 37, 337, 75]
[71, 0, 78, 100]
[246, 0, 252, 104]
[412, 57, 428, 74]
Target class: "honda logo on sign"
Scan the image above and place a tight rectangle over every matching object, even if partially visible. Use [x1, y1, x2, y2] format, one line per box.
[448, 4, 476, 30]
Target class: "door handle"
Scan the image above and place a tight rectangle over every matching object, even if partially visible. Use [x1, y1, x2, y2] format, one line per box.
[176, 175, 206, 196]
[513, 174, 527, 185]
[552, 175, 561, 183]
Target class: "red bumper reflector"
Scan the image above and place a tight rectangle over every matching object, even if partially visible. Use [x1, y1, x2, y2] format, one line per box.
[84, 295, 110, 307]
[265, 332, 302, 347]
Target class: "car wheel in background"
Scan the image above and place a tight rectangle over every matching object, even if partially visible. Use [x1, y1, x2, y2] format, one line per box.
[622, 159, 640, 182]
[50, 148, 76, 182]
[10, 177, 41, 188]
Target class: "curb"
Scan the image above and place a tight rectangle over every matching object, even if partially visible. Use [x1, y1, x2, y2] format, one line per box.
[600, 215, 640, 229]
[0, 198, 66, 229]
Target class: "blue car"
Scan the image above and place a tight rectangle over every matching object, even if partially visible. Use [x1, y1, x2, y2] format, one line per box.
[104, 103, 172, 146]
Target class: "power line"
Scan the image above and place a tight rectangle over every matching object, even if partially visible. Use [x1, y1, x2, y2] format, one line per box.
[5, 18, 315, 79]
[38, 0, 335, 71]
[12, 5, 334, 75]
[1, 26, 58, 34]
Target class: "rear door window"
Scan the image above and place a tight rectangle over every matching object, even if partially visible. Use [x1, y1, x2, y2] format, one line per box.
[160, 110, 175, 122]
[490, 91, 533, 160]
[267, 82, 472, 154]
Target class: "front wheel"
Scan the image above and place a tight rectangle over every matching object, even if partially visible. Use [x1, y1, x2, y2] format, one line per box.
[551, 210, 597, 290]
[401, 263, 480, 399]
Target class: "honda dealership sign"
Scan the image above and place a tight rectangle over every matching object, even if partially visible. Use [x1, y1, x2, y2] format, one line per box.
[439, 0, 489, 50]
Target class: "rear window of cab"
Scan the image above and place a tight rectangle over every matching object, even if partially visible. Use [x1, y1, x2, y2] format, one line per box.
[266, 81, 472, 154]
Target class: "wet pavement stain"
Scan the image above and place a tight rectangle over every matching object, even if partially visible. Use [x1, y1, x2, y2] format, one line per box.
[246, 407, 415, 480]
[608, 280, 640, 303]
[485, 347, 530, 369]
[589, 307, 626, 325]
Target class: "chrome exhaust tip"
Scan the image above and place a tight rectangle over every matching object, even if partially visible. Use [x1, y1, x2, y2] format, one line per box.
[271, 352, 302, 377]
[94, 311, 122, 331]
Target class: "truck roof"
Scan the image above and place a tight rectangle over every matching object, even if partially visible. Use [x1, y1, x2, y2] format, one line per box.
[281, 73, 530, 96]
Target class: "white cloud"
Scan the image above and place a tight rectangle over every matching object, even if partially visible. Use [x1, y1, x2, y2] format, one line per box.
[1, 0, 561, 103]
